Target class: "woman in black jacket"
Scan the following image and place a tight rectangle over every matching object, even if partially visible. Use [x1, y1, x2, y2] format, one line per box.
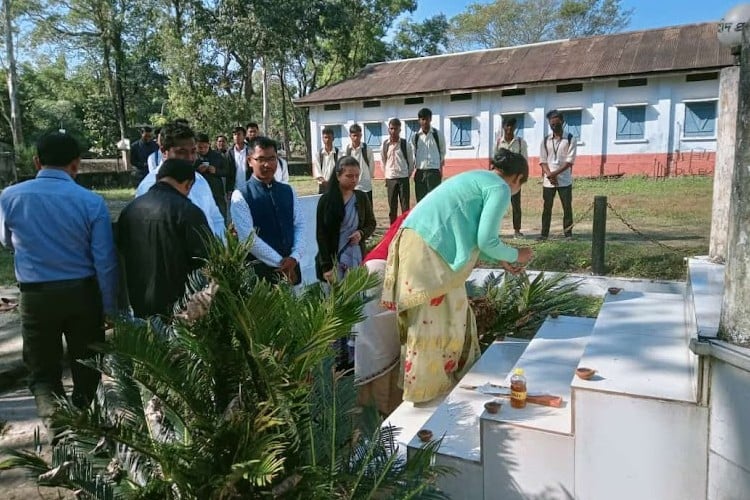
[316, 156, 377, 371]
[315, 156, 376, 283]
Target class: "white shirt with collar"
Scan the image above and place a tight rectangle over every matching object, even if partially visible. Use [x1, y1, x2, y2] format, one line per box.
[414, 127, 445, 170]
[495, 135, 528, 159]
[345, 143, 375, 192]
[135, 169, 226, 238]
[312, 148, 338, 182]
[274, 158, 289, 184]
[539, 134, 577, 188]
[233, 145, 248, 188]
[229, 178, 305, 268]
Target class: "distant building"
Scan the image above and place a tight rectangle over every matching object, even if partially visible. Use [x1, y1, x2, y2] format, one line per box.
[296, 23, 734, 178]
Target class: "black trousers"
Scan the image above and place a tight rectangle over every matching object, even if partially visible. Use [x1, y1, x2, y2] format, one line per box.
[20, 277, 104, 409]
[541, 185, 574, 237]
[511, 190, 522, 231]
[386, 178, 410, 224]
[414, 169, 442, 202]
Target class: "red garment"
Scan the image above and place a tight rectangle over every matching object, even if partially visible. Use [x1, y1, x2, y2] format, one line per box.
[363, 210, 411, 263]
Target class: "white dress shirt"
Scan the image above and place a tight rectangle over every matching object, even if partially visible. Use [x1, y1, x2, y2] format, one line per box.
[233, 146, 248, 188]
[136, 170, 226, 237]
[229, 178, 305, 268]
[274, 158, 290, 184]
[147, 150, 163, 173]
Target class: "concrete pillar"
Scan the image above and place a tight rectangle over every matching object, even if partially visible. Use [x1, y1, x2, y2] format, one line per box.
[719, 27, 750, 344]
[710, 66, 740, 260]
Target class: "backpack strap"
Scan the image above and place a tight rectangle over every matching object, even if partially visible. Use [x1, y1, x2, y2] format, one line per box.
[360, 143, 369, 168]
[432, 128, 440, 152]
[399, 139, 407, 161]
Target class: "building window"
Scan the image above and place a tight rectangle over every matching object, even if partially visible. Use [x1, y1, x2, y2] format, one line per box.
[563, 110, 582, 139]
[501, 88, 526, 97]
[618, 78, 647, 87]
[404, 96, 424, 105]
[324, 125, 343, 148]
[616, 106, 646, 140]
[450, 117, 472, 147]
[363, 100, 381, 108]
[364, 122, 382, 148]
[450, 93, 472, 102]
[323, 103, 341, 111]
[684, 101, 717, 138]
[405, 119, 420, 142]
[501, 113, 525, 138]
[557, 83, 583, 93]
[686, 72, 718, 82]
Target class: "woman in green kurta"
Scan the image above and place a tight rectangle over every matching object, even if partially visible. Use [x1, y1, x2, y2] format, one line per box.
[382, 149, 533, 403]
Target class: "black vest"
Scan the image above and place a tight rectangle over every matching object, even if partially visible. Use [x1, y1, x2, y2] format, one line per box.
[240, 177, 295, 258]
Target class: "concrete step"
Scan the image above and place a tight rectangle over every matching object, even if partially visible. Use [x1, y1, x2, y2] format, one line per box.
[571, 290, 708, 500]
[686, 256, 724, 339]
[479, 316, 596, 499]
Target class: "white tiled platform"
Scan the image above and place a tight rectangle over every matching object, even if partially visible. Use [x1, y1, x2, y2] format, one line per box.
[571, 291, 696, 403]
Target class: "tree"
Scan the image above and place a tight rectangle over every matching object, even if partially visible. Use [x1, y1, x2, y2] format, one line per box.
[390, 14, 449, 60]
[2, 0, 23, 150]
[448, 0, 632, 51]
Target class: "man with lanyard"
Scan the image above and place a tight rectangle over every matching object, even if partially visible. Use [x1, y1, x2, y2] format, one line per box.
[538, 109, 576, 240]
[0, 132, 118, 439]
[496, 116, 528, 237]
[345, 123, 375, 206]
[412, 108, 445, 202]
[231, 136, 305, 284]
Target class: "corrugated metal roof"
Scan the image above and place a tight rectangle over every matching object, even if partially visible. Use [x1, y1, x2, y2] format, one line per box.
[296, 23, 733, 106]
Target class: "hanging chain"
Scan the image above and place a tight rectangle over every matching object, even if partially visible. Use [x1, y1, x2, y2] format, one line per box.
[606, 202, 685, 253]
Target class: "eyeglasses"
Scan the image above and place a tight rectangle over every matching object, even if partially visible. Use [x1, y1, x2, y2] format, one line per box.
[251, 156, 278, 164]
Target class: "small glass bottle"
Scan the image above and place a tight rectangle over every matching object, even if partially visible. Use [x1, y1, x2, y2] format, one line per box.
[510, 368, 527, 409]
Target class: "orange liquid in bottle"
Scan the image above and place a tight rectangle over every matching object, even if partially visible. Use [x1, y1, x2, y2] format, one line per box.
[510, 368, 527, 409]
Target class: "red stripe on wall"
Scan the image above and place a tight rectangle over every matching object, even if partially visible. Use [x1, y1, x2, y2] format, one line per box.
[372, 152, 715, 179]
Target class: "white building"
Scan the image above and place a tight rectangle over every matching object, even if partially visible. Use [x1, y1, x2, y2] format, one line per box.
[296, 23, 733, 178]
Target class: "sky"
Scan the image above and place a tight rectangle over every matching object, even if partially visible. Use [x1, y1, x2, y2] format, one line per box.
[408, 0, 741, 32]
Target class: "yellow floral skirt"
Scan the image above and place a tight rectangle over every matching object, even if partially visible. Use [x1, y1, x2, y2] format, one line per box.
[381, 228, 480, 403]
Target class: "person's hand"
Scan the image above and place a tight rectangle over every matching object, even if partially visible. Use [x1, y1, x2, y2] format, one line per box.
[208, 165, 216, 174]
[348, 230, 362, 245]
[323, 270, 334, 283]
[500, 261, 524, 275]
[198, 163, 209, 173]
[516, 247, 533, 265]
[279, 257, 298, 283]
[317, 176, 324, 183]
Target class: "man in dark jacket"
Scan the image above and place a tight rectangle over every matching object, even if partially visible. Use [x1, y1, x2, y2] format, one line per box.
[130, 126, 159, 184]
[117, 159, 211, 318]
[196, 132, 228, 219]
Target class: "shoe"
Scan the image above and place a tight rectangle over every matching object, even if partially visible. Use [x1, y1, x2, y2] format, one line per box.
[564, 234, 573, 239]
[514, 231, 524, 238]
[536, 235, 548, 241]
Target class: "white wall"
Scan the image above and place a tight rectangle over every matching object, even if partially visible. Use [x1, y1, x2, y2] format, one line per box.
[307, 72, 720, 163]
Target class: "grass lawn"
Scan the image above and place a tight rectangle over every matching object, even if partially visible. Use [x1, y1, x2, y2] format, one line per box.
[0, 174, 710, 286]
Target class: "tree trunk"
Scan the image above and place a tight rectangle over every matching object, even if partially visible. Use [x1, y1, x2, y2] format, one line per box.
[261, 58, 269, 135]
[111, 30, 128, 139]
[278, 65, 291, 157]
[4, 0, 23, 150]
[719, 25, 750, 344]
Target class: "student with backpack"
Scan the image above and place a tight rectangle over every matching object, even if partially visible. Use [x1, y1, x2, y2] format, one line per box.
[312, 127, 339, 194]
[413, 108, 446, 202]
[345, 123, 375, 206]
[538, 109, 577, 240]
[381, 118, 414, 224]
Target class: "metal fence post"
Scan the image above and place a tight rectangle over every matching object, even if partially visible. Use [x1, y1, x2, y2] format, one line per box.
[591, 196, 607, 275]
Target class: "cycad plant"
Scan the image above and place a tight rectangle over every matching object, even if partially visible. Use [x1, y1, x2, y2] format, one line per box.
[0, 234, 449, 499]
[468, 271, 584, 350]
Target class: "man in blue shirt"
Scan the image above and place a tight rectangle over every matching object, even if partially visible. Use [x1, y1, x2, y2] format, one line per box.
[0, 132, 118, 434]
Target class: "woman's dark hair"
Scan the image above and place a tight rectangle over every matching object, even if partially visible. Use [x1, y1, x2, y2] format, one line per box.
[323, 156, 361, 228]
[491, 148, 529, 183]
